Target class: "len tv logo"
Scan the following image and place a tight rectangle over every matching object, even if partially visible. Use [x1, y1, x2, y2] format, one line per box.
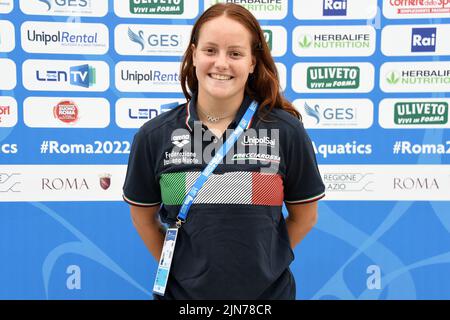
[70, 64, 96, 88]
[323, 0, 347, 16]
[411, 27, 436, 53]
[36, 64, 96, 88]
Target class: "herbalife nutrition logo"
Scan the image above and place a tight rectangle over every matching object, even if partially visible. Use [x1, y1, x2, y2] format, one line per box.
[299, 33, 370, 49]
[130, 0, 184, 15]
[395, 102, 448, 125]
[307, 66, 360, 89]
[386, 69, 450, 85]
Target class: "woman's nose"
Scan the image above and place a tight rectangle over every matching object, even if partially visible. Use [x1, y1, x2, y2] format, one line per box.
[214, 52, 229, 69]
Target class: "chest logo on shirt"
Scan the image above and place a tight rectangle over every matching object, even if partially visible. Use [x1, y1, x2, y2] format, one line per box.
[172, 134, 190, 148]
[241, 135, 276, 148]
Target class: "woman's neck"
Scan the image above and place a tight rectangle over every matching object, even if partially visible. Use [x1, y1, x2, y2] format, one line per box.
[196, 92, 244, 119]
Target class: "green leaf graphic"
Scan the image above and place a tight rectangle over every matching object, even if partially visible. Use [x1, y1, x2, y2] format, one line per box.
[387, 72, 400, 84]
[298, 36, 312, 48]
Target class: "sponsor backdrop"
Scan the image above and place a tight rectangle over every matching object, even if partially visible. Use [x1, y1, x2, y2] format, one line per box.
[0, 0, 449, 299]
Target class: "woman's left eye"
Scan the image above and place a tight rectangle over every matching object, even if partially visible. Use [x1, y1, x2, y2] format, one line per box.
[230, 51, 241, 57]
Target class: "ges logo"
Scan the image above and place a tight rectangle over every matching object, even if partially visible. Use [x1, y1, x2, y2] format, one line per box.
[38, 0, 90, 11]
[411, 27, 437, 53]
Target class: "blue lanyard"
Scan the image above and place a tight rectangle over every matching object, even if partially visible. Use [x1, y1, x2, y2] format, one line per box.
[176, 100, 258, 227]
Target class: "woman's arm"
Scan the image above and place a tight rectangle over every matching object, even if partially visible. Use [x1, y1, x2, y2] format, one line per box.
[129, 204, 165, 261]
[285, 201, 319, 249]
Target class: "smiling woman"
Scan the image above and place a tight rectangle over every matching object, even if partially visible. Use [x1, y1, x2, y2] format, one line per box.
[123, 3, 325, 300]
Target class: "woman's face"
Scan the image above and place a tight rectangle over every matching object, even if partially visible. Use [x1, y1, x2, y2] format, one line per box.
[192, 15, 256, 103]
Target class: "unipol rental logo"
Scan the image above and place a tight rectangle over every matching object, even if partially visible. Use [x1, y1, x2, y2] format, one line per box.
[19, 0, 108, 17]
[293, 25, 375, 57]
[294, 99, 373, 129]
[0, 59, 16, 90]
[323, 0, 347, 16]
[380, 61, 450, 93]
[114, 0, 198, 19]
[411, 27, 436, 52]
[21, 21, 108, 55]
[23, 59, 109, 92]
[24, 97, 110, 128]
[292, 63, 374, 93]
[0, 96, 17, 128]
[0, 20, 15, 53]
[382, 25, 450, 56]
[115, 24, 192, 56]
[383, 0, 450, 19]
[205, 0, 288, 20]
[0, 0, 13, 13]
[294, 0, 376, 20]
[115, 61, 182, 93]
[379, 98, 450, 129]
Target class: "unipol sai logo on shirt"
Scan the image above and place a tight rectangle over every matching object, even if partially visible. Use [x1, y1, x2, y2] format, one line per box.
[323, 0, 347, 16]
[411, 27, 437, 52]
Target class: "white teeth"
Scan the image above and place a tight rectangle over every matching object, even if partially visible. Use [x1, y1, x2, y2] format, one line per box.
[210, 74, 232, 80]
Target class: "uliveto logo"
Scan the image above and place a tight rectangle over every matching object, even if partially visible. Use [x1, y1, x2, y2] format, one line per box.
[308, 66, 360, 89]
[411, 27, 436, 52]
[323, 0, 347, 16]
[130, 0, 184, 15]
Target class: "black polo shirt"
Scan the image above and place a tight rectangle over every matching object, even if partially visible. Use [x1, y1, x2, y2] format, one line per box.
[123, 94, 325, 300]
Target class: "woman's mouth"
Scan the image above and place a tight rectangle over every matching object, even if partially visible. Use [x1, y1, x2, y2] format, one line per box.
[209, 73, 233, 80]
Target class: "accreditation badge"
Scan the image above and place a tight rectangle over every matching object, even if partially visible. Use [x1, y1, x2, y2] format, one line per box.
[153, 227, 178, 296]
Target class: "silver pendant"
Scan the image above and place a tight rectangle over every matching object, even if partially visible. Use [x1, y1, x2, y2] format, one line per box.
[207, 115, 220, 123]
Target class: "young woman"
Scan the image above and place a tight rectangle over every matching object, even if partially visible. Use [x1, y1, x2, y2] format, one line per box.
[123, 3, 325, 300]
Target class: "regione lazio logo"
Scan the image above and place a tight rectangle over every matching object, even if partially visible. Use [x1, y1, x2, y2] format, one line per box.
[323, 0, 347, 16]
[411, 27, 437, 52]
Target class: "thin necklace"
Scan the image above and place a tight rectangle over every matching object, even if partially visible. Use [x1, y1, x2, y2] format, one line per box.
[197, 106, 236, 123]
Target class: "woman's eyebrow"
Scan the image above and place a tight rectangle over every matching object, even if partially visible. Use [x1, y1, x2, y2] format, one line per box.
[202, 42, 246, 49]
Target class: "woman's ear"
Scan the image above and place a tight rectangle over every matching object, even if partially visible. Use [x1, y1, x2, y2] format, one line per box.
[250, 57, 256, 74]
[191, 44, 197, 67]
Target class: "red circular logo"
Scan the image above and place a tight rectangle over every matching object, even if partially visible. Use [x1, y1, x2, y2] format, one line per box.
[53, 100, 78, 124]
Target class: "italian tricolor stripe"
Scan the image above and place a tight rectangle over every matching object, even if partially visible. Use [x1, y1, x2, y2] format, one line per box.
[160, 171, 283, 206]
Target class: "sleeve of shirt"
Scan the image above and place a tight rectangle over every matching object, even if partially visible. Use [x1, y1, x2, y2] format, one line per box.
[284, 121, 325, 204]
[122, 129, 162, 207]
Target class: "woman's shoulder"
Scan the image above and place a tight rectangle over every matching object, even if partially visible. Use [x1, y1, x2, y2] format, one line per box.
[257, 105, 306, 133]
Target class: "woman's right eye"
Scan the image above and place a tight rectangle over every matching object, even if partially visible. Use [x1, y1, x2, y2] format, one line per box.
[204, 48, 215, 55]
